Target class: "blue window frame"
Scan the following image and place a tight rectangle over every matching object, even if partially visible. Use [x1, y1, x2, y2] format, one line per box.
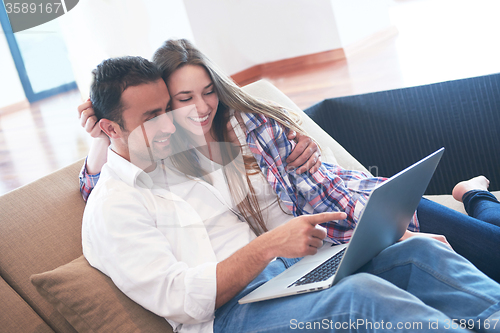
[0, 1, 77, 103]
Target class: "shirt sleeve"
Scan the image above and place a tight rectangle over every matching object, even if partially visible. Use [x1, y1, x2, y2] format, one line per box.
[79, 157, 101, 202]
[245, 114, 419, 243]
[82, 185, 217, 327]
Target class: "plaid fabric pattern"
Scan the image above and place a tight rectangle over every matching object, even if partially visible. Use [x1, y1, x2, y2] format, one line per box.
[241, 112, 419, 244]
[79, 158, 101, 202]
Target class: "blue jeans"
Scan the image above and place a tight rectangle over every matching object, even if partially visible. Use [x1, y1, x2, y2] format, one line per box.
[417, 193, 500, 282]
[214, 237, 500, 332]
[462, 190, 500, 227]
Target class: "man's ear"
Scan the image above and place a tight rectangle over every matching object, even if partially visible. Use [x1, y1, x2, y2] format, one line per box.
[99, 119, 122, 139]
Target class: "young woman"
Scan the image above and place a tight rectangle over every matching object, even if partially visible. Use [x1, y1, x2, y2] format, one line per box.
[79, 39, 500, 282]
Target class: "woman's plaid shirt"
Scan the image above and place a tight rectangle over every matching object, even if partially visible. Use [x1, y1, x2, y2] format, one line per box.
[239, 111, 419, 244]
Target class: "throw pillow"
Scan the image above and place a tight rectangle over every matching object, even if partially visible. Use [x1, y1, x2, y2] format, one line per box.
[30, 255, 173, 333]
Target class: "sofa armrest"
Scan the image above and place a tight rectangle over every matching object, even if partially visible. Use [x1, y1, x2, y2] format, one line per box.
[0, 158, 86, 333]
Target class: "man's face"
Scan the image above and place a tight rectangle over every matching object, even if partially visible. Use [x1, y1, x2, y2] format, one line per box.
[116, 79, 175, 171]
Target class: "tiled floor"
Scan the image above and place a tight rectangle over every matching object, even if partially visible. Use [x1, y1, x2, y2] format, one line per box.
[1, 0, 499, 195]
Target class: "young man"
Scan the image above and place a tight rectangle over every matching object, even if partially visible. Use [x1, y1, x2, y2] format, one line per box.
[82, 56, 500, 333]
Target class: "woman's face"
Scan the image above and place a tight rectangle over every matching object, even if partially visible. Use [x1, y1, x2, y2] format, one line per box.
[167, 65, 219, 140]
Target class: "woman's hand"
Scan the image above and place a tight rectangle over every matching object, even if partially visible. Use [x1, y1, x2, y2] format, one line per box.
[227, 112, 320, 174]
[399, 230, 454, 251]
[78, 98, 110, 175]
[286, 130, 321, 174]
[78, 99, 109, 140]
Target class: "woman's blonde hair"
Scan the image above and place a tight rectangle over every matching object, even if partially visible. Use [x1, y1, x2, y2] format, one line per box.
[152, 39, 307, 235]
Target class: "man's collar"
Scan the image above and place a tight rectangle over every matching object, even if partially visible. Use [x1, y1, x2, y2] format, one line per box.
[106, 147, 155, 189]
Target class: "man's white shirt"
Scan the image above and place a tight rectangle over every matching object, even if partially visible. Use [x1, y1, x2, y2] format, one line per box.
[82, 147, 293, 333]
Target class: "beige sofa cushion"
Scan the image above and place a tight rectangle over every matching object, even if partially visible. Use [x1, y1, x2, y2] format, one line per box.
[0, 275, 54, 333]
[0, 159, 86, 333]
[31, 256, 173, 333]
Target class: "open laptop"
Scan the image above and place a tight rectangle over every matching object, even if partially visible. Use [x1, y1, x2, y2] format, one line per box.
[239, 147, 445, 304]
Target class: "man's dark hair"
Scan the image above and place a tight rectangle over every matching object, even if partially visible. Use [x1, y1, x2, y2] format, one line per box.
[90, 56, 162, 130]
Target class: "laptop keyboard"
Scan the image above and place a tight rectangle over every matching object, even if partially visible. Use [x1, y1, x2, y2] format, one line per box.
[288, 247, 347, 288]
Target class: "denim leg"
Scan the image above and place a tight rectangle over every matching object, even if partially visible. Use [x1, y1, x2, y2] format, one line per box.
[463, 190, 500, 227]
[417, 198, 500, 283]
[215, 254, 472, 333]
[360, 237, 500, 333]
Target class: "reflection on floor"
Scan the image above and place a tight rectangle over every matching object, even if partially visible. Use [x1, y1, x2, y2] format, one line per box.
[0, 90, 90, 195]
[1, 0, 499, 195]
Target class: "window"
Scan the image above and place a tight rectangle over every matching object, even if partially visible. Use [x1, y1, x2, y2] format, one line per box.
[0, 1, 77, 103]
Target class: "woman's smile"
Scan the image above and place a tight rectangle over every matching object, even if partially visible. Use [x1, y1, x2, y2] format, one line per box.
[188, 111, 211, 125]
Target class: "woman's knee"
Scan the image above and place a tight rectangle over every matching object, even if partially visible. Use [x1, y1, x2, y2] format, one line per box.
[373, 236, 451, 267]
[396, 235, 446, 253]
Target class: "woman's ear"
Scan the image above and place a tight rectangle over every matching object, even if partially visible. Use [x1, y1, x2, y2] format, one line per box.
[99, 119, 122, 139]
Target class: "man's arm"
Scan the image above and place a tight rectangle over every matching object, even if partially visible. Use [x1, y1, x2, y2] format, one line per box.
[215, 212, 346, 308]
[84, 180, 346, 321]
[83, 188, 218, 325]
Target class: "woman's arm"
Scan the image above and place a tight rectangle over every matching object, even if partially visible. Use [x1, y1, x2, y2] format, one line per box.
[229, 111, 321, 173]
[78, 99, 110, 200]
[78, 99, 110, 174]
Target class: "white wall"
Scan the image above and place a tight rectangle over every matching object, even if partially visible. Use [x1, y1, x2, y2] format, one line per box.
[184, 0, 394, 75]
[58, 0, 195, 98]
[0, 25, 26, 108]
[2, 0, 393, 104]
[57, 7, 107, 100]
[184, 0, 342, 75]
[330, 0, 393, 47]
[145, 0, 195, 53]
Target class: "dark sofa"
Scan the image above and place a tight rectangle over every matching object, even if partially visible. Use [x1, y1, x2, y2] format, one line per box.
[304, 73, 500, 195]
